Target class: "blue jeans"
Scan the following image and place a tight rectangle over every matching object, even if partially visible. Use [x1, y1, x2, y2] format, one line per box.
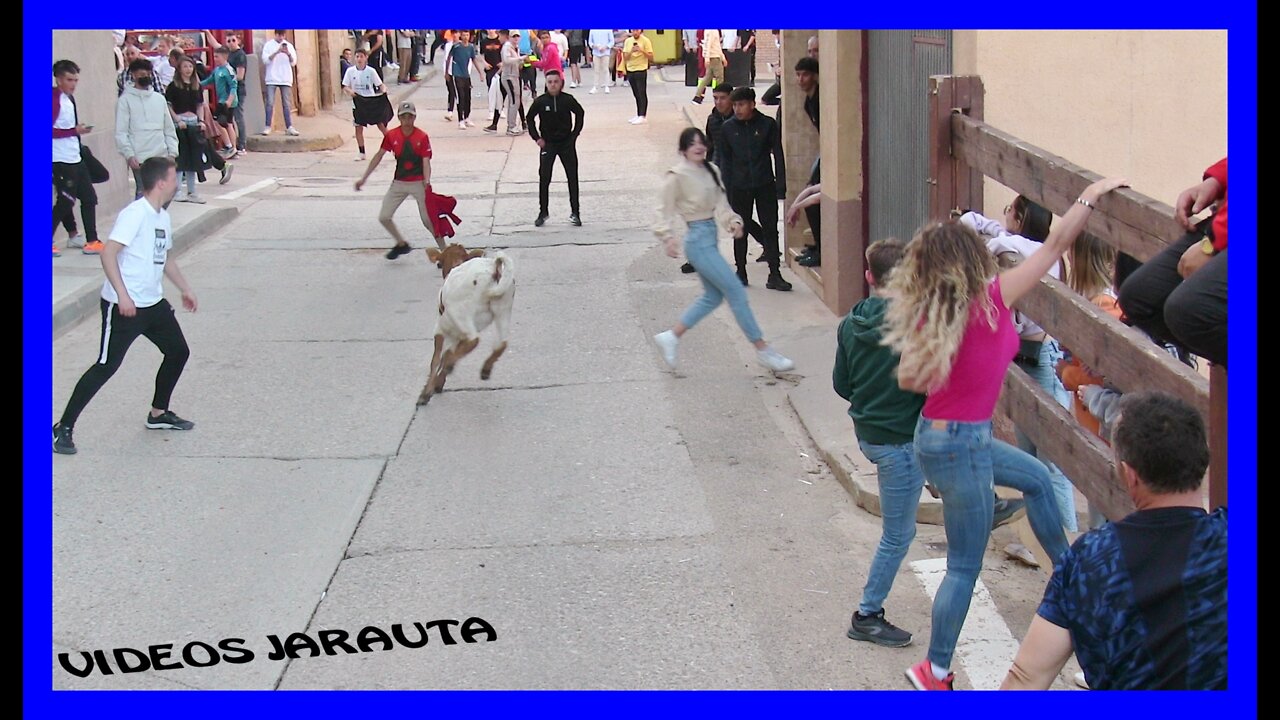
[913, 416, 1069, 669]
[264, 84, 294, 128]
[857, 440, 925, 615]
[1014, 339, 1079, 531]
[679, 219, 763, 343]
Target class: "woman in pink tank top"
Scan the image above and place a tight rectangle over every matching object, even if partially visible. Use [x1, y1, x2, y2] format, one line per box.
[882, 177, 1128, 690]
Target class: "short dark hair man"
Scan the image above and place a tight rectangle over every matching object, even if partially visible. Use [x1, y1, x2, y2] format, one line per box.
[54, 157, 199, 454]
[526, 69, 585, 228]
[716, 86, 791, 291]
[1001, 391, 1227, 690]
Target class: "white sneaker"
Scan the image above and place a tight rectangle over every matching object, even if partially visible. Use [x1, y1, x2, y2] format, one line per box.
[357, 152, 367, 161]
[174, 191, 190, 203]
[459, 121, 468, 129]
[589, 86, 598, 94]
[756, 346, 795, 373]
[465, 119, 476, 127]
[66, 233, 86, 248]
[444, 112, 454, 121]
[259, 128, 272, 136]
[569, 82, 578, 88]
[653, 331, 679, 369]
[286, 127, 300, 136]
[186, 193, 208, 204]
[1074, 672, 1089, 689]
[506, 128, 523, 136]
[604, 86, 611, 93]
[629, 116, 647, 125]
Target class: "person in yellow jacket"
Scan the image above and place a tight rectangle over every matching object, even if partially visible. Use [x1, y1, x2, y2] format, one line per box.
[622, 30, 653, 124]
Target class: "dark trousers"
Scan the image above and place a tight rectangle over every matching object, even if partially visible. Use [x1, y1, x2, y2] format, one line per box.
[1117, 220, 1227, 367]
[429, 32, 446, 63]
[538, 138, 580, 216]
[410, 38, 423, 76]
[446, 74, 457, 112]
[522, 65, 537, 96]
[728, 185, 780, 270]
[628, 68, 648, 116]
[805, 157, 821, 251]
[59, 299, 190, 428]
[53, 161, 99, 242]
[453, 77, 473, 120]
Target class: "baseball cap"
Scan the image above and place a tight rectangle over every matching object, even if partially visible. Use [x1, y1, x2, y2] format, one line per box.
[397, 101, 417, 116]
[511, 30, 521, 36]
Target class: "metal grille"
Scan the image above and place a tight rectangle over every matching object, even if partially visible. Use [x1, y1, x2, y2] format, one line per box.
[868, 30, 952, 243]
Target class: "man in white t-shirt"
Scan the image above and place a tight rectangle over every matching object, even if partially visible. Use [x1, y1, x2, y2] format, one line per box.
[260, 30, 300, 136]
[343, 48, 394, 160]
[54, 157, 200, 455]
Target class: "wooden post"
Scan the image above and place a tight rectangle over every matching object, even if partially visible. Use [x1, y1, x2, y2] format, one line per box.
[929, 75, 984, 222]
[1209, 365, 1227, 510]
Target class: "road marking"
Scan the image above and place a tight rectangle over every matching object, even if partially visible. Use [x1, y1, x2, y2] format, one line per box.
[219, 177, 278, 201]
[910, 557, 1020, 690]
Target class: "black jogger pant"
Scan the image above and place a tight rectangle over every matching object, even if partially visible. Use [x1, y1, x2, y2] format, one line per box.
[53, 161, 99, 242]
[538, 138, 580, 216]
[628, 68, 648, 116]
[453, 77, 472, 120]
[59, 298, 191, 428]
[1117, 219, 1227, 367]
[728, 185, 781, 270]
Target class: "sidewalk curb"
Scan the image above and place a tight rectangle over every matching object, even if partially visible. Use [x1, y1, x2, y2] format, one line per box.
[53, 206, 239, 338]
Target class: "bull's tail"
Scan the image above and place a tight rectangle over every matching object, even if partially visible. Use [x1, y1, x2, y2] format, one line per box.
[486, 252, 515, 298]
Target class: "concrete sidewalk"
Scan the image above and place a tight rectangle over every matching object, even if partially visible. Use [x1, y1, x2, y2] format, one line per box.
[52, 72, 435, 338]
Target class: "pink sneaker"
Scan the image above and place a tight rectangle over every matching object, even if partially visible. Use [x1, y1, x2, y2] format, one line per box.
[905, 660, 954, 690]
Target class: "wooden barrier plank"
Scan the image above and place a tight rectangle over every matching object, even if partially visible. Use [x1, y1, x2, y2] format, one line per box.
[951, 115, 1184, 262]
[1016, 276, 1211, 419]
[1209, 365, 1227, 510]
[999, 369, 1136, 522]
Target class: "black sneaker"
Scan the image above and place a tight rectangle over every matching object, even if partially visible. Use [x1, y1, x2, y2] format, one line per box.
[386, 243, 412, 260]
[146, 410, 195, 430]
[483, 125, 498, 134]
[53, 423, 77, 455]
[766, 271, 793, 291]
[534, 213, 548, 227]
[680, 262, 696, 274]
[569, 214, 582, 227]
[798, 251, 821, 267]
[847, 609, 912, 648]
[691, 95, 704, 104]
[736, 268, 749, 286]
[992, 496, 1027, 528]
[797, 244, 816, 260]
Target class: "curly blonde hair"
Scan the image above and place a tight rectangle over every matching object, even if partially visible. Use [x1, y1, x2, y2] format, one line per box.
[881, 222, 999, 391]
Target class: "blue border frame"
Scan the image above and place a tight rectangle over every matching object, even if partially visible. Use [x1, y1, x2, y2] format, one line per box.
[28, 6, 1256, 716]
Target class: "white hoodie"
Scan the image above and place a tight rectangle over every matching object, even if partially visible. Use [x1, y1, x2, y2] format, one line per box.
[114, 84, 178, 162]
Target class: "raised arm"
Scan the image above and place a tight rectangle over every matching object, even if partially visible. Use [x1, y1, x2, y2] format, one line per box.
[999, 177, 1127, 309]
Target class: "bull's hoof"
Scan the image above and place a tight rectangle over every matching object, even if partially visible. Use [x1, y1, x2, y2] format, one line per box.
[480, 368, 492, 381]
[417, 392, 433, 406]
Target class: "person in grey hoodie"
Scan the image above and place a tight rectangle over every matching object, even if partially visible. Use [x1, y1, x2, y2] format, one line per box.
[116, 59, 178, 199]
[834, 238, 1026, 649]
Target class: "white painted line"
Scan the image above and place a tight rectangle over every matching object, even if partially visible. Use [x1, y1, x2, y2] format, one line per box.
[910, 557, 1020, 690]
[218, 177, 278, 201]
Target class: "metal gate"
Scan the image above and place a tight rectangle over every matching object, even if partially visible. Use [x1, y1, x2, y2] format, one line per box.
[868, 31, 952, 243]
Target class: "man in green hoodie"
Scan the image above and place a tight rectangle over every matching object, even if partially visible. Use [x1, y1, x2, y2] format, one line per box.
[834, 238, 1025, 649]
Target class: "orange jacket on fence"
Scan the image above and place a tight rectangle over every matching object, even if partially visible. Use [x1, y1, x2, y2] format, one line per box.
[1057, 293, 1123, 442]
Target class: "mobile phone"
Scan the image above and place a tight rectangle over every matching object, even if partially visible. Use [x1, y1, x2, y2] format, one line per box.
[83, 123, 95, 131]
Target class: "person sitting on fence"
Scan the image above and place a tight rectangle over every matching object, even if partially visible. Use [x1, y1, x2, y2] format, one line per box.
[1117, 158, 1227, 370]
[959, 197, 1079, 532]
[1001, 391, 1226, 690]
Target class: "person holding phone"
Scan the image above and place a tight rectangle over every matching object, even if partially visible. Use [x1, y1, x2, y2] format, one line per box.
[260, 30, 300, 136]
[53, 59, 103, 257]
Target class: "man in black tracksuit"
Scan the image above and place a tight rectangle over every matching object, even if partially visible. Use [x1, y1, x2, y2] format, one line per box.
[704, 82, 734, 163]
[527, 69, 585, 227]
[717, 86, 792, 291]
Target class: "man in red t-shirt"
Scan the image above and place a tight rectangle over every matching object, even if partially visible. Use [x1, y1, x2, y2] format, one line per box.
[354, 101, 446, 259]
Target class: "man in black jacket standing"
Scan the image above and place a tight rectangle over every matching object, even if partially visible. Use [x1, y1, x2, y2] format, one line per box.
[717, 86, 792, 291]
[526, 69, 585, 227]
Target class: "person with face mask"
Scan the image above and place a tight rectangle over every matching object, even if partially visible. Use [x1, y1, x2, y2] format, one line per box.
[115, 58, 178, 200]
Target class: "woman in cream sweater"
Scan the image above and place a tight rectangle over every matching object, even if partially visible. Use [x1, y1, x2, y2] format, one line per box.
[652, 127, 794, 374]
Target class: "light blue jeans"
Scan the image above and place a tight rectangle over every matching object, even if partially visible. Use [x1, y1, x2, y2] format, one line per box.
[913, 416, 1069, 669]
[1014, 339, 1079, 531]
[679, 219, 763, 343]
[264, 84, 294, 128]
[857, 440, 925, 615]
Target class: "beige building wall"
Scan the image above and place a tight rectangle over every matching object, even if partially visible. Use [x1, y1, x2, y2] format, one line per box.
[52, 31, 132, 218]
[953, 30, 1227, 217]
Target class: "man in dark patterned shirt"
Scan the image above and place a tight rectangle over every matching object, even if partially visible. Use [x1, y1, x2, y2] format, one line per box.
[1002, 391, 1227, 690]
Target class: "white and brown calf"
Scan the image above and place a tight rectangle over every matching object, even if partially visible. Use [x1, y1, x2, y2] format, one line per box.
[418, 244, 516, 405]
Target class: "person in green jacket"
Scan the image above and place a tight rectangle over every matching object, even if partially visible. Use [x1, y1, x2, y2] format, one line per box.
[834, 238, 1024, 649]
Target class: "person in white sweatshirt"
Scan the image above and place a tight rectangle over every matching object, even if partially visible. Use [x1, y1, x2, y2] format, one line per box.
[115, 59, 178, 199]
[260, 30, 300, 136]
[588, 29, 614, 93]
